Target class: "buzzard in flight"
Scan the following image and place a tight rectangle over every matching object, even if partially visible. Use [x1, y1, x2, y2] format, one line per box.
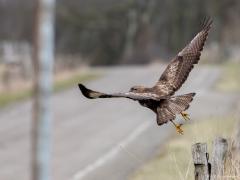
[79, 18, 213, 134]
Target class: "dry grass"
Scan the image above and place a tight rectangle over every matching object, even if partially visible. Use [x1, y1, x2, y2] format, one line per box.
[130, 116, 236, 180]
[216, 62, 240, 92]
[0, 70, 98, 107]
[223, 149, 240, 180]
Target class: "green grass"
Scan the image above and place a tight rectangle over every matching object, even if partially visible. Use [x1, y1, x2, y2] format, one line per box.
[216, 62, 240, 92]
[0, 90, 32, 107]
[130, 116, 236, 180]
[53, 73, 97, 92]
[0, 73, 97, 107]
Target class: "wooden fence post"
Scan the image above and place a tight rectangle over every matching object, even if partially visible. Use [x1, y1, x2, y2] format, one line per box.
[211, 137, 228, 180]
[192, 143, 210, 180]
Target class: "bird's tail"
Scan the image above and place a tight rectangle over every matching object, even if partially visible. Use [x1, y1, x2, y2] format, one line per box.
[167, 93, 196, 114]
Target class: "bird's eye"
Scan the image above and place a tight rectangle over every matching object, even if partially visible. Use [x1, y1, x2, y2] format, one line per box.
[130, 87, 137, 91]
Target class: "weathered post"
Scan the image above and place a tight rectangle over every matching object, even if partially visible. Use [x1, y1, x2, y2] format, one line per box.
[192, 143, 210, 180]
[211, 137, 228, 180]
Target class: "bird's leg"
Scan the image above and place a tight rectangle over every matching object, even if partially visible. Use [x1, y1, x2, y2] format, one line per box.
[181, 111, 190, 121]
[170, 120, 183, 135]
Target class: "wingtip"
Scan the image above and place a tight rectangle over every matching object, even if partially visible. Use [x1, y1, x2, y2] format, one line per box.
[201, 16, 213, 31]
[78, 83, 91, 98]
[78, 83, 86, 93]
[78, 83, 85, 90]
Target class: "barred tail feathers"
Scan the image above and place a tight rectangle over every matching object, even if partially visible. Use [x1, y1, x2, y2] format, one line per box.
[156, 93, 195, 126]
[167, 93, 196, 114]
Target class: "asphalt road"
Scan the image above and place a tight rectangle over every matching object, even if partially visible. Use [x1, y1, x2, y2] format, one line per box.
[0, 65, 237, 180]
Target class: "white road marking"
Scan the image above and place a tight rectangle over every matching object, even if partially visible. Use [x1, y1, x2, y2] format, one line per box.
[72, 121, 151, 180]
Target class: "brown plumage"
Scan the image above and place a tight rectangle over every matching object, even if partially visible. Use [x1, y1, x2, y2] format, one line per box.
[78, 18, 213, 134]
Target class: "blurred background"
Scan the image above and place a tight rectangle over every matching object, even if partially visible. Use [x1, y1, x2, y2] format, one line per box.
[0, 0, 240, 180]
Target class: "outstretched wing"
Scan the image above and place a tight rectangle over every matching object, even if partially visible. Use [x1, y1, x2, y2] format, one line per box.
[79, 84, 161, 101]
[155, 17, 213, 96]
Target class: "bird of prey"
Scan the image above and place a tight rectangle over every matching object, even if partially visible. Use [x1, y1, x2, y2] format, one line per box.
[78, 18, 213, 134]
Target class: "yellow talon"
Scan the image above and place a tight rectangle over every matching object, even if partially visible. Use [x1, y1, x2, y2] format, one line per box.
[176, 124, 184, 135]
[170, 120, 184, 135]
[181, 112, 190, 121]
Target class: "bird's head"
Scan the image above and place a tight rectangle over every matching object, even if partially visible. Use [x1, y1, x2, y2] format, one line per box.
[129, 85, 146, 93]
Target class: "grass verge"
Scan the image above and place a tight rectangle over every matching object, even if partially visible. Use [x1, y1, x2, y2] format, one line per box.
[53, 73, 97, 92]
[130, 116, 236, 180]
[0, 73, 97, 107]
[216, 62, 240, 92]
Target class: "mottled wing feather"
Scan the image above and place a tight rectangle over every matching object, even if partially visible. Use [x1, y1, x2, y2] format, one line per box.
[115, 92, 162, 100]
[166, 93, 195, 114]
[153, 80, 175, 97]
[79, 84, 161, 101]
[155, 18, 213, 95]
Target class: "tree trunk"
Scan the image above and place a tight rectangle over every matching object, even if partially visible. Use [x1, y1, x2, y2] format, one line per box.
[32, 0, 56, 180]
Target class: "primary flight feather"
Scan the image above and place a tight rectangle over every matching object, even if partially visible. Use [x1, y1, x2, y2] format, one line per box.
[79, 18, 213, 134]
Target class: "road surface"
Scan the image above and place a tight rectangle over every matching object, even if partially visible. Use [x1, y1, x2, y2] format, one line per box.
[0, 65, 237, 180]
